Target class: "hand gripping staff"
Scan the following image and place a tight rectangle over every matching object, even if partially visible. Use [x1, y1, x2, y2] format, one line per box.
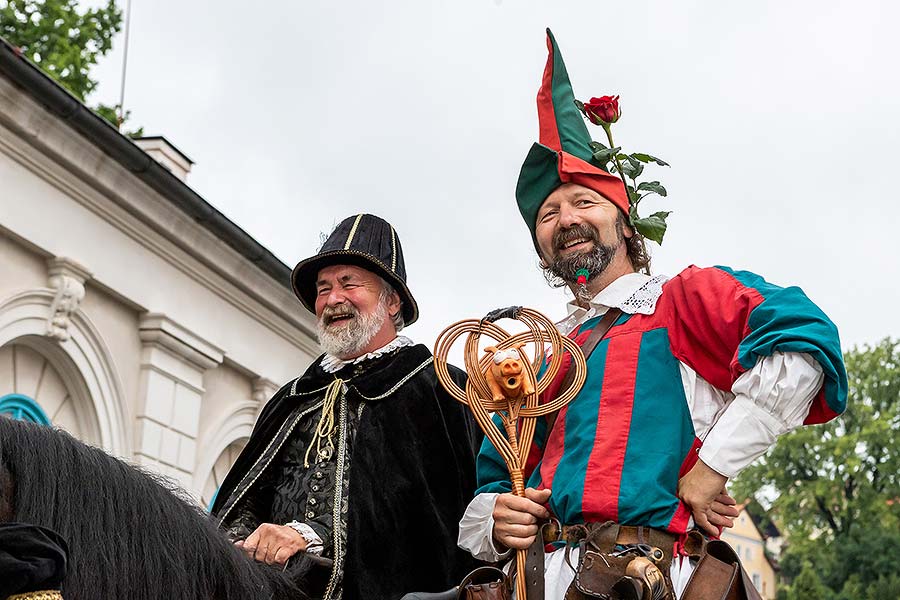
[434, 307, 587, 600]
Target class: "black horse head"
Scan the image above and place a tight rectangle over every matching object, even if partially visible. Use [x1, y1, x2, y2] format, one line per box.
[0, 417, 307, 600]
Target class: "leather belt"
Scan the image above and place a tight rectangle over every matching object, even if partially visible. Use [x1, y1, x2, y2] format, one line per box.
[543, 522, 677, 551]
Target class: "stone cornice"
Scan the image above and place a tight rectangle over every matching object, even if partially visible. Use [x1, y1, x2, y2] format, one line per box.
[138, 313, 224, 372]
[0, 76, 319, 361]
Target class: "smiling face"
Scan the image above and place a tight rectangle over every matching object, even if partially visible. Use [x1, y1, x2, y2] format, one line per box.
[314, 264, 402, 360]
[535, 183, 634, 292]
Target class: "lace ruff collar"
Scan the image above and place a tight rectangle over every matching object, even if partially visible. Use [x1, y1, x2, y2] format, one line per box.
[558, 273, 670, 334]
[320, 335, 414, 374]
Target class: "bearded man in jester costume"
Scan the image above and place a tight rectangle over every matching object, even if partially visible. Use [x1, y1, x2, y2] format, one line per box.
[457, 30, 847, 599]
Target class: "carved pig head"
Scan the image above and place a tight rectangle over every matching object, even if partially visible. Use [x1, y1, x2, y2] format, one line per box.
[483, 343, 535, 401]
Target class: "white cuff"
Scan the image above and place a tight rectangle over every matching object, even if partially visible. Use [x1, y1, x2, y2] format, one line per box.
[457, 493, 513, 562]
[699, 396, 782, 477]
[700, 352, 823, 478]
[284, 520, 324, 556]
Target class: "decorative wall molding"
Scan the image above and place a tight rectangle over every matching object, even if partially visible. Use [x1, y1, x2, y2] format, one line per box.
[135, 313, 225, 494]
[0, 289, 128, 455]
[138, 313, 224, 373]
[251, 376, 279, 410]
[45, 257, 91, 342]
[193, 400, 257, 495]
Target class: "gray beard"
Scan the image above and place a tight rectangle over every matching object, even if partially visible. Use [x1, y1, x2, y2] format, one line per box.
[316, 302, 388, 359]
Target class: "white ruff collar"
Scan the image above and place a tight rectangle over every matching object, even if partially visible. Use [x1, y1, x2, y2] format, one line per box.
[320, 335, 414, 374]
[557, 272, 670, 335]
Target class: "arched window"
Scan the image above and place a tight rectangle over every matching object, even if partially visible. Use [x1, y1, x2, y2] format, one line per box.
[0, 394, 52, 425]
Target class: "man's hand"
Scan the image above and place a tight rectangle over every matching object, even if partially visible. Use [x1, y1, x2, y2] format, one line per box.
[677, 460, 740, 536]
[235, 523, 307, 565]
[492, 487, 551, 550]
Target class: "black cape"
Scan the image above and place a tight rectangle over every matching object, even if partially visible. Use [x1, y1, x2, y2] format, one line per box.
[212, 344, 481, 599]
[0, 523, 68, 597]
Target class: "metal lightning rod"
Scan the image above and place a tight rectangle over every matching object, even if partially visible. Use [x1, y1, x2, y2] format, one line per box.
[117, 0, 133, 130]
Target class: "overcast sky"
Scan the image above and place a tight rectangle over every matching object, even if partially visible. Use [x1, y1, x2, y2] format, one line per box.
[85, 0, 899, 355]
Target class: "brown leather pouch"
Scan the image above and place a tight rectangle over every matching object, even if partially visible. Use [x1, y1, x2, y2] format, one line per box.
[681, 538, 763, 600]
[564, 522, 674, 600]
[570, 549, 636, 599]
[458, 566, 510, 600]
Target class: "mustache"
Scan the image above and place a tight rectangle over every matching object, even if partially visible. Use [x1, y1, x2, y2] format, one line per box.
[320, 304, 358, 325]
[553, 223, 599, 251]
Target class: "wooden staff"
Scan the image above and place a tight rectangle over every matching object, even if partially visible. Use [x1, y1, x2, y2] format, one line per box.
[434, 307, 587, 600]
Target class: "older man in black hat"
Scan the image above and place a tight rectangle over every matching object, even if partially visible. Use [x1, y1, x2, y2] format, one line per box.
[211, 214, 480, 600]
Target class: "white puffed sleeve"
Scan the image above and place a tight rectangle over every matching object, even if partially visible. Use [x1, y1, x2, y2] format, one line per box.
[698, 352, 824, 478]
[457, 493, 513, 562]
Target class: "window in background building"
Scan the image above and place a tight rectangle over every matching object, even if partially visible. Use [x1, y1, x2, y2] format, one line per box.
[0, 394, 51, 425]
[752, 573, 761, 591]
[746, 547, 752, 561]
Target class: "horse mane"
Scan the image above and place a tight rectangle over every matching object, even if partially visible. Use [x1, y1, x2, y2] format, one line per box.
[0, 418, 305, 600]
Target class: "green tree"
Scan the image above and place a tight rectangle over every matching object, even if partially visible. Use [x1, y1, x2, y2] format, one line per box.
[734, 338, 900, 594]
[864, 574, 900, 600]
[786, 562, 828, 600]
[0, 0, 141, 134]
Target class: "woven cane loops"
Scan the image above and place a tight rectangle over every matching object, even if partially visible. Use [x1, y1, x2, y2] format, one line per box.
[434, 307, 587, 600]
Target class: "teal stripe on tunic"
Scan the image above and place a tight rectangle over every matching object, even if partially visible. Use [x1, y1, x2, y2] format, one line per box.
[541, 336, 608, 523]
[617, 328, 695, 527]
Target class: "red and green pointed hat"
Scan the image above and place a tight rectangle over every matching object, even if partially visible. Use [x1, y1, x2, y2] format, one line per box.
[516, 29, 629, 238]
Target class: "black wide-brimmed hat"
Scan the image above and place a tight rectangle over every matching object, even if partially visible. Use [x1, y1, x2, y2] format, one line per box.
[0, 523, 68, 598]
[291, 214, 419, 325]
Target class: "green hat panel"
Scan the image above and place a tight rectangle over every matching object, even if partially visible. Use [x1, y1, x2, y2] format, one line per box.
[515, 143, 563, 234]
[538, 29, 596, 164]
[516, 29, 630, 240]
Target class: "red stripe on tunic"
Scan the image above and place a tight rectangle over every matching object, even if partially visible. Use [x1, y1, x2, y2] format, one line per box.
[538, 328, 588, 492]
[582, 333, 642, 521]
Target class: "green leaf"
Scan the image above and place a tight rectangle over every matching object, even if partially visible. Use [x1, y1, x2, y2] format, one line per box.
[621, 158, 643, 180]
[636, 181, 668, 197]
[589, 140, 608, 152]
[592, 146, 620, 165]
[626, 186, 641, 207]
[632, 211, 671, 244]
[574, 99, 585, 112]
[631, 153, 670, 167]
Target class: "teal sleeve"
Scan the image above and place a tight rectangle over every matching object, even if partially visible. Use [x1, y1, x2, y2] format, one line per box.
[719, 266, 848, 421]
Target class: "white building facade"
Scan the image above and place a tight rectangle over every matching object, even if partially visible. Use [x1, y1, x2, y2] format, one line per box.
[0, 37, 319, 507]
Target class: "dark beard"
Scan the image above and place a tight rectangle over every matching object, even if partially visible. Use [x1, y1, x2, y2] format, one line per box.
[542, 221, 623, 287]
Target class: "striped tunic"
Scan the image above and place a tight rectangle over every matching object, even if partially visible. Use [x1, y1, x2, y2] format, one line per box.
[475, 265, 847, 532]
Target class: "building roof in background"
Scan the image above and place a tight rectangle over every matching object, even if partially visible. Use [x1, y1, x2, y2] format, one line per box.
[0, 35, 292, 291]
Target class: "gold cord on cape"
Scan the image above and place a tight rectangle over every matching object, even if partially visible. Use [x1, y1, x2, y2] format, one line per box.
[303, 378, 344, 467]
[7, 592, 64, 600]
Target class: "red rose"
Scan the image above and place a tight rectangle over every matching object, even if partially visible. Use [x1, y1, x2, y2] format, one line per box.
[583, 95, 620, 125]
